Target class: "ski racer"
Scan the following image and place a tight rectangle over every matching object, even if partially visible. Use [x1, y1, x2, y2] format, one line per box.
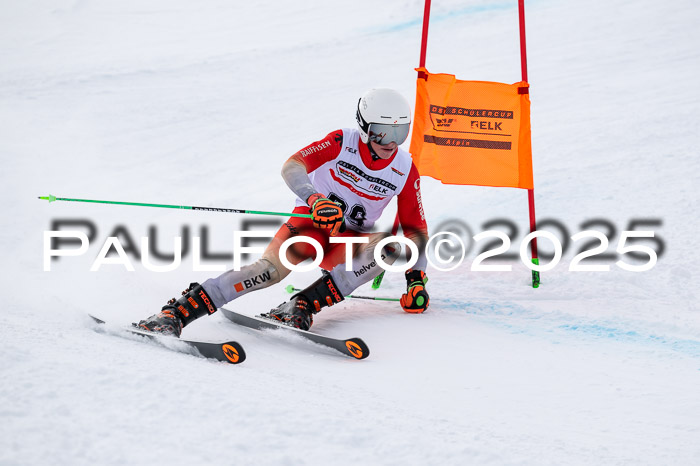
[138, 88, 430, 335]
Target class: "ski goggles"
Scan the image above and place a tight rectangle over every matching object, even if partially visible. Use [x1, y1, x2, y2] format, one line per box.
[367, 123, 410, 146]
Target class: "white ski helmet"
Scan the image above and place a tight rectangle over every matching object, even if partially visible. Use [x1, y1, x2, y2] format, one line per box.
[356, 88, 411, 145]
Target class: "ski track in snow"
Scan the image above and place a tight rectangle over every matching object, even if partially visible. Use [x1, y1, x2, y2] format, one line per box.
[2, 0, 700, 464]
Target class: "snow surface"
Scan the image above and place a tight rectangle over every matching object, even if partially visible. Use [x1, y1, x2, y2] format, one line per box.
[2, 0, 700, 464]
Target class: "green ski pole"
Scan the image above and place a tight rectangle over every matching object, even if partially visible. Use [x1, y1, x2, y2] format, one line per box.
[38, 195, 312, 219]
[285, 285, 400, 302]
[372, 211, 402, 289]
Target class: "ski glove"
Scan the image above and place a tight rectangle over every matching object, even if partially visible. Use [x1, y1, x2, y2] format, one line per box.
[400, 269, 429, 314]
[308, 193, 345, 236]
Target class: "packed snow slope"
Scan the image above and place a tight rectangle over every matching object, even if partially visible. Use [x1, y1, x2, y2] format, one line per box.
[2, 0, 700, 464]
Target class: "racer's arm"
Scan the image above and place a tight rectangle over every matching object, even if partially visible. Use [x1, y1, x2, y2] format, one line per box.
[281, 130, 346, 235]
[397, 163, 429, 272]
[282, 158, 317, 205]
[397, 163, 430, 313]
[281, 130, 344, 204]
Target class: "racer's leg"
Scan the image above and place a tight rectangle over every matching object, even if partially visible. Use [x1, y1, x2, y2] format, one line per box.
[326, 232, 402, 296]
[203, 211, 327, 308]
[137, 210, 326, 335]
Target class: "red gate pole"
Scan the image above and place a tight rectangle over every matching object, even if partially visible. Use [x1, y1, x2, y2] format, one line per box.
[418, 0, 432, 76]
[396, 0, 431, 234]
[391, 0, 431, 241]
[373, 0, 432, 290]
[519, 0, 540, 288]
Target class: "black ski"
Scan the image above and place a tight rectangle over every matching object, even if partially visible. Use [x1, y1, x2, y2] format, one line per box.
[220, 308, 369, 360]
[88, 315, 246, 364]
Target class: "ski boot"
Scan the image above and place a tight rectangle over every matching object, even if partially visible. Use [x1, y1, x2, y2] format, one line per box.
[136, 282, 217, 337]
[264, 271, 344, 330]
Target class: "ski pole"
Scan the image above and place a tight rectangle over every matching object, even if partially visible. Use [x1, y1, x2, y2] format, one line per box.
[372, 212, 401, 289]
[38, 194, 312, 219]
[285, 285, 400, 302]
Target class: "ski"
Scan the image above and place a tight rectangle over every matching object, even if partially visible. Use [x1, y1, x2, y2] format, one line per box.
[88, 315, 246, 364]
[220, 308, 369, 360]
